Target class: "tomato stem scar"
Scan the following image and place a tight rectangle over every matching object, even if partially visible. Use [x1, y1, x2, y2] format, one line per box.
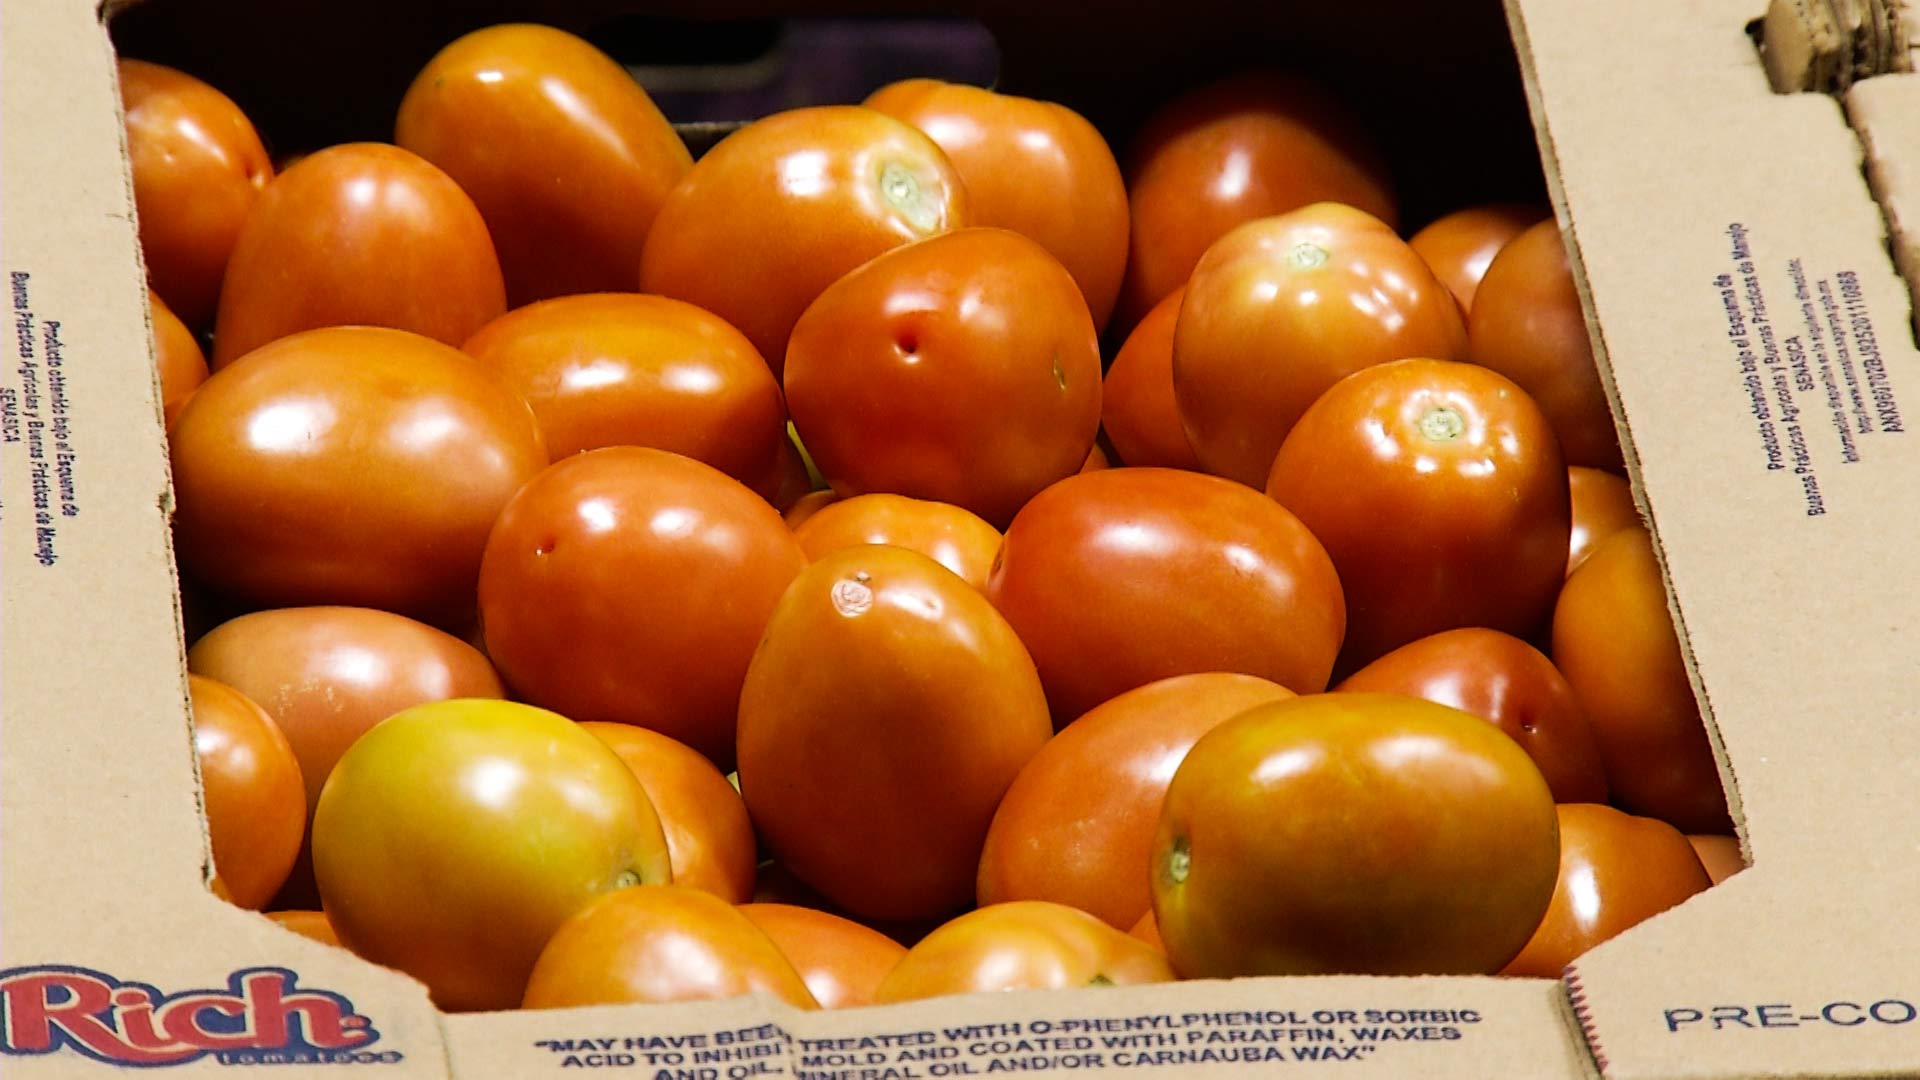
[1419, 406, 1466, 442]
[1166, 836, 1191, 885]
[613, 869, 643, 889]
[1287, 242, 1330, 270]
[880, 162, 938, 232]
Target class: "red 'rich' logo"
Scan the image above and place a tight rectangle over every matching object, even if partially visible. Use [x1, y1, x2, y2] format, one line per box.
[0, 966, 382, 1067]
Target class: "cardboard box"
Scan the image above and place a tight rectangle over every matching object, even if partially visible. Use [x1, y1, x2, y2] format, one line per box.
[4, 0, 1919, 1075]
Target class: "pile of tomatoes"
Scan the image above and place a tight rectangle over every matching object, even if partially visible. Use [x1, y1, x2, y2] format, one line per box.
[128, 22, 1742, 1015]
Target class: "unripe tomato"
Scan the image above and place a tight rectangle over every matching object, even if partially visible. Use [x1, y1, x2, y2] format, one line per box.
[189, 675, 305, 910]
[1689, 834, 1746, 885]
[738, 903, 908, 1009]
[1407, 204, 1546, 313]
[1567, 466, 1640, 577]
[875, 902, 1174, 1003]
[1102, 288, 1200, 471]
[579, 723, 757, 903]
[266, 910, 341, 948]
[149, 288, 208, 428]
[790, 494, 1001, 591]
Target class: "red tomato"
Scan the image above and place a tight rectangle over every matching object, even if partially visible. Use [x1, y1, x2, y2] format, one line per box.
[1468, 220, 1623, 470]
[212, 144, 505, 367]
[460, 293, 785, 482]
[1567, 466, 1641, 577]
[119, 60, 272, 329]
[396, 24, 692, 305]
[189, 675, 305, 910]
[1688, 834, 1746, 885]
[1407, 204, 1547, 314]
[785, 228, 1100, 526]
[791, 494, 1001, 591]
[1118, 71, 1396, 331]
[1552, 527, 1732, 833]
[865, 79, 1128, 330]
[738, 903, 908, 1009]
[579, 723, 757, 904]
[978, 673, 1294, 928]
[1501, 804, 1711, 977]
[266, 910, 341, 948]
[987, 468, 1345, 721]
[1174, 203, 1468, 486]
[478, 447, 805, 768]
[1335, 629, 1608, 804]
[523, 886, 817, 1010]
[738, 546, 1052, 922]
[150, 288, 208, 428]
[1153, 694, 1559, 977]
[1267, 358, 1569, 671]
[1102, 287, 1201, 470]
[874, 901, 1174, 1003]
[640, 106, 967, 372]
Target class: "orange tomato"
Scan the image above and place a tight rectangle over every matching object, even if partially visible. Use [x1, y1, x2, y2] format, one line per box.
[211, 143, 505, 367]
[791, 494, 1001, 590]
[1407, 204, 1546, 313]
[189, 675, 305, 911]
[1689, 834, 1746, 885]
[1081, 443, 1111, 472]
[149, 288, 208, 428]
[865, 79, 1127, 330]
[754, 429, 817, 513]
[785, 228, 1100, 527]
[266, 910, 341, 948]
[170, 327, 546, 621]
[460, 293, 785, 482]
[396, 24, 692, 305]
[783, 490, 840, 530]
[1129, 910, 1163, 952]
[1102, 288, 1200, 470]
[640, 106, 967, 372]
[738, 546, 1052, 922]
[738, 903, 908, 1009]
[1567, 466, 1640, 577]
[874, 902, 1173, 1003]
[119, 59, 272, 329]
[523, 886, 817, 1010]
[579, 723, 757, 904]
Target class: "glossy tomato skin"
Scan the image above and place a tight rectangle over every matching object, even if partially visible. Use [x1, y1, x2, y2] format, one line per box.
[150, 288, 208, 428]
[1407, 204, 1546, 314]
[987, 468, 1345, 724]
[579, 723, 757, 903]
[1468, 220, 1622, 470]
[640, 106, 967, 373]
[120, 60, 272, 329]
[170, 327, 546, 620]
[785, 228, 1100, 527]
[865, 79, 1127, 330]
[791, 493, 1001, 590]
[189, 675, 306, 910]
[1102, 288, 1201, 470]
[738, 546, 1052, 923]
[1152, 694, 1559, 977]
[1553, 527, 1732, 833]
[1689, 834, 1746, 885]
[460, 293, 785, 481]
[1175, 204, 1468, 487]
[1335, 629, 1608, 804]
[1119, 72, 1397, 331]
[313, 700, 672, 1012]
[266, 910, 341, 948]
[1501, 804, 1711, 978]
[1567, 466, 1640, 577]
[738, 903, 908, 1009]
[874, 901, 1174, 1003]
[212, 144, 505, 367]
[523, 886, 817, 1009]
[478, 447, 805, 768]
[1267, 358, 1569, 672]
[978, 673, 1294, 929]
[396, 24, 692, 306]
[783, 490, 840, 530]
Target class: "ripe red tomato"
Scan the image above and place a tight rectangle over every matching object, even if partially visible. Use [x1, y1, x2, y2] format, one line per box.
[189, 675, 305, 910]
[396, 24, 692, 305]
[791, 494, 1001, 591]
[1567, 466, 1640, 576]
[266, 910, 341, 948]
[738, 546, 1052, 922]
[1118, 72, 1397, 331]
[640, 106, 967, 372]
[1501, 804, 1711, 978]
[785, 227, 1100, 527]
[1688, 834, 1745, 885]
[170, 327, 547, 621]
[738, 903, 908, 1009]
[1335, 629, 1608, 804]
[313, 699, 672, 1012]
[1407, 204, 1547, 314]
[1267, 358, 1569, 671]
[460, 293, 785, 482]
[978, 673, 1294, 928]
[523, 886, 817, 1010]
[478, 447, 805, 768]
[212, 143, 506, 367]
[1152, 694, 1559, 977]
[873, 902, 1175, 1003]
[1174, 203, 1467, 487]
[1468, 220, 1623, 470]
[579, 723, 757, 904]
[150, 288, 208, 428]
[119, 59, 272, 329]
[1102, 288, 1201, 470]
[865, 79, 1128, 330]
[1553, 527, 1732, 833]
[986, 468, 1345, 722]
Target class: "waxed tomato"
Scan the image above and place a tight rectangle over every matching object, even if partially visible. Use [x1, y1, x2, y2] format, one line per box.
[1102, 288, 1201, 471]
[1407, 204, 1547, 314]
[790, 494, 1001, 591]
[1567, 466, 1641, 577]
[579, 723, 757, 904]
[149, 288, 207, 428]
[189, 675, 305, 910]
[738, 903, 908, 1009]
[873, 901, 1173, 1003]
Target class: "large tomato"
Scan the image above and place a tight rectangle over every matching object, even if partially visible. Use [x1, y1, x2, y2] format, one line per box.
[119, 59, 272, 329]
[865, 79, 1127, 330]
[790, 494, 1001, 591]
[478, 447, 805, 768]
[579, 723, 757, 903]
[169, 327, 546, 620]
[211, 144, 505, 367]
[1553, 527, 1732, 833]
[987, 468, 1345, 721]
[737, 546, 1052, 922]
[1152, 694, 1559, 977]
[1118, 71, 1397, 331]
[150, 288, 208, 427]
[874, 901, 1173, 1003]
[639, 106, 967, 372]
[460, 293, 785, 481]
[978, 673, 1293, 929]
[189, 675, 305, 910]
[1174, 203, 1467, 487]
[1267, 358, 1569, 671]
[784, 227, 1100, 526]
[1567, 466, 1641, 577]
[1407, 204, 1546, 314]
[738, 903, 908, 1009]
[1102, 288, 1201, 470]
[396, 24, 692, 305]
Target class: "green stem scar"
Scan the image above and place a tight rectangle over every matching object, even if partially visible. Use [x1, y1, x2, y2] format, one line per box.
[613, 869, 644, 889]
[1419, 406, 1466, 442]
[880, 162, 939, 232]
[1165, 836, 1191, 886]
[1287, 242, 1330, 270]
